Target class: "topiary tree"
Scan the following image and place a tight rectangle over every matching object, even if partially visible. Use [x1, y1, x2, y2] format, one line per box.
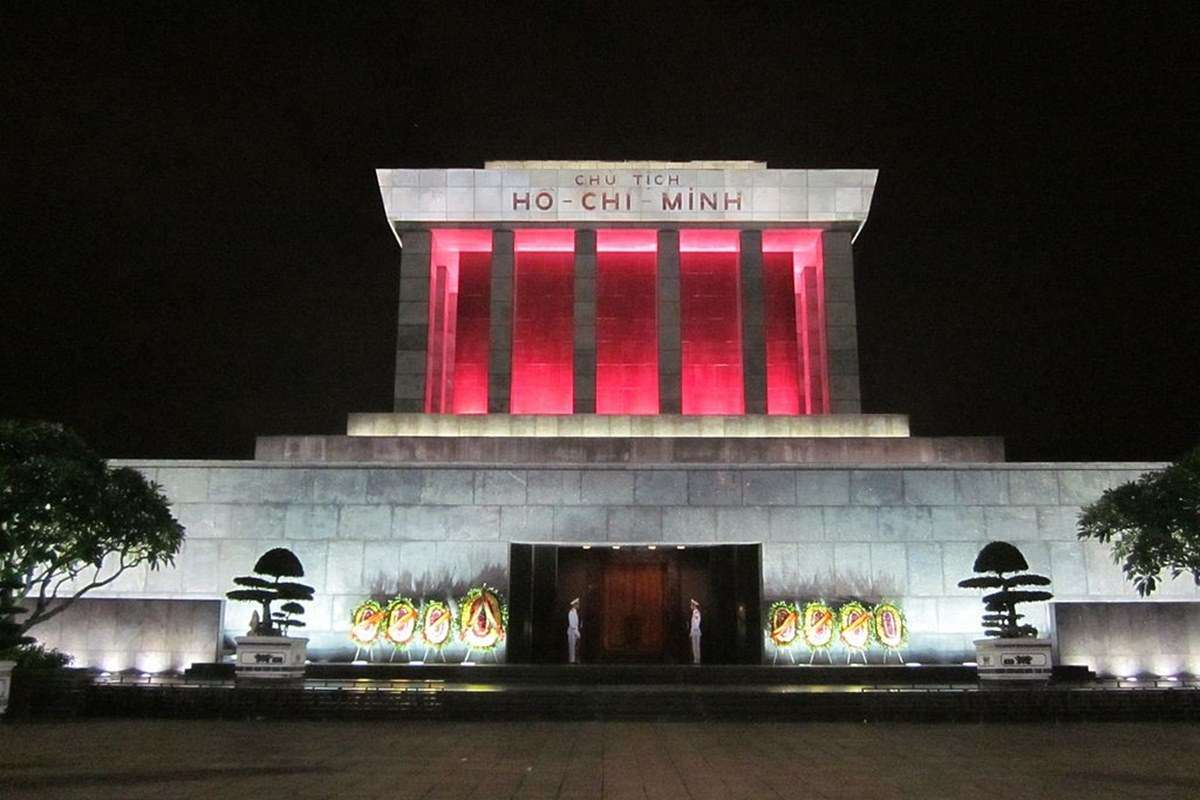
[1077, 445, 1200, 596]
[226, 548, 314, 636]
[957, 541, 1054, 638]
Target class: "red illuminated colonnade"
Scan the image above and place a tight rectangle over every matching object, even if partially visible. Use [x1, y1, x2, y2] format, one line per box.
[424, 228, 827, 416]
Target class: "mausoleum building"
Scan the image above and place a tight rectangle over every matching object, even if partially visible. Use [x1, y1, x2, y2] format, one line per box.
[31, 162, 1198, 678]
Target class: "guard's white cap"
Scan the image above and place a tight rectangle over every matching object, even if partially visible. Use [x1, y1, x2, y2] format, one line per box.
[570, 597, 580, 605]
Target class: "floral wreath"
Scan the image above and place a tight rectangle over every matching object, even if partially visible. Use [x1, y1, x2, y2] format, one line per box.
[767, 600, 800, 648]
[801, 601, 837, 650]
[459, 585, 508, 651]
[837, 601, 874, 652]
[382, 596, 420, 649]
[419, 599, 455, 649]
[872, 602, 908, 651]
[349, 599, 385, 646]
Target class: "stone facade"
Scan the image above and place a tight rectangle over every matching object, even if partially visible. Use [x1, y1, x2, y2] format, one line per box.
[44, 460, 1188, 671]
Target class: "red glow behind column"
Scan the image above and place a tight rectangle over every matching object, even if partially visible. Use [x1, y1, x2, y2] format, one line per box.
[510, 229, 575, 414]
[762, 250, 801, 414]
[595, 229, 658, 414]
[762, 229, 827, 414]
[678, 230, 744, 415]
[426, 229, 492, 414]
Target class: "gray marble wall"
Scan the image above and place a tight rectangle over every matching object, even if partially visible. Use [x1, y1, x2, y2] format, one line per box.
[1055, 602, 1200, 677]
[71, 460, 1190, 667]
[25, 598, 220, 672]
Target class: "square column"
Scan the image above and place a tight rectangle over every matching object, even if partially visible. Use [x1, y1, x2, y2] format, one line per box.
[574, 229, 596, 413]
[394, 229, 430, 412]
[488, 229, 514, 413]
[657, 229, 681, 413]
[739, 229, 766, 414]
[822, 228, 862, 413]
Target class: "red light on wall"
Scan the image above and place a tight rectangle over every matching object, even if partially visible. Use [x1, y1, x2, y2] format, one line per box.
[679, 228, 741, 252]
[761, 229, 828, 414]
[426, 230, 493, 414]
[513, 228, 576, 252]
[596, 228, 658, 253]
[510, 229, 574, 414]
[679, 229, 743, 415]
[596, 229, 658, 415]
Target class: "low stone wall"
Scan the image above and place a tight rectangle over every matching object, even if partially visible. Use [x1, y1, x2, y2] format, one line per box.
[23, 598, 221, 673]
[1054, 601, 1200, 677]
[70, 459, 1188, 666]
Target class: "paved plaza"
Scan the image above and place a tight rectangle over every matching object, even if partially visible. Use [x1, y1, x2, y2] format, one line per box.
[1, 719, 1198, 799]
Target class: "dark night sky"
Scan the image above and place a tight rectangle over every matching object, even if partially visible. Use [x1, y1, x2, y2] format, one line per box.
[2, 5, 1196, 463]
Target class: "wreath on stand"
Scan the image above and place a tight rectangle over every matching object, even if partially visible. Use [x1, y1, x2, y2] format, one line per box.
[382, 597, 420, 657]
[766, 600, 800, 664]
[872, 602, 908, 662]
[837, 601, 874, 663]
[801, 601, 837, 662]
[458, 585, 508, 654]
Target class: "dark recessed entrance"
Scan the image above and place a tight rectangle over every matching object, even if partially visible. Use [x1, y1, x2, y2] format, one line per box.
[508, 543, 761, 664]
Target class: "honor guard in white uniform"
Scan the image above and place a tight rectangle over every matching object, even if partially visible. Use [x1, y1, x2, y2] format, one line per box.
[567, 597, 581, 663]
[689, 598, 702, 664]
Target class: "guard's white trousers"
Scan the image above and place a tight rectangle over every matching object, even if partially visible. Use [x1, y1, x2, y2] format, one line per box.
[568, 630, 580, 663]
[690, 632, 701, 664]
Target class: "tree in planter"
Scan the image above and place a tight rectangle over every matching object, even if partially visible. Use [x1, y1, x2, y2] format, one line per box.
[0, 420, 184, 636]
[957, 541, 1054, 638]
[1077, 445, 1200, 596]
[226, 548, 314, 635]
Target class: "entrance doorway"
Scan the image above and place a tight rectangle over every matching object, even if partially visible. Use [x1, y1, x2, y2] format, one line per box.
[508, 543, 761, 664]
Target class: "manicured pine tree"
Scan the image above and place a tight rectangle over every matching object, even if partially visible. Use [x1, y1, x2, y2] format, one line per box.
[957, 541, 1053, 637]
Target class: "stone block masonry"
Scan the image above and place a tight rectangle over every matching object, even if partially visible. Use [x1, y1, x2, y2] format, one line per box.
[56, 459, 1183, 668]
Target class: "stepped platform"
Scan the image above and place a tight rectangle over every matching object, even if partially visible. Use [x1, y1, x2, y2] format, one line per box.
[184, 662, 1091, 685]
[11, 664, 1200, 723]
[255, 434, 1005, 464]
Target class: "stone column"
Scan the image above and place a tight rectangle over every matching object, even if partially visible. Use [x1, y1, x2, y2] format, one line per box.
[489, 229, 514, 413]
[657, 229, 681, 413]
[574, 229, 596, 413]
[822, 227, 861, 413]
[394, 229, 430, 412]
[739, 229, 766, 415]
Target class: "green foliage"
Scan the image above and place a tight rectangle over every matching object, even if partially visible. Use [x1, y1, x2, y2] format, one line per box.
[226, 548, 314, 635]
[957, 541, 1054, 638]
[0, 575, 35, 656]
[11, 643, 73, 671]
[254, 548, 305, 578]
[972, 541, 1028, 574]
[1077, 446, 1200, 596]
[0, 420, 184, 639]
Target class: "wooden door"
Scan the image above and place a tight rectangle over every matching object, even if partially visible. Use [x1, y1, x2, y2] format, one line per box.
[601, 561, 666, 659]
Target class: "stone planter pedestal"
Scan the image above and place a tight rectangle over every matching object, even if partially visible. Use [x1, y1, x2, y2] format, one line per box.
[234, 636, 307, 682]
[975, 638, 1053, 683]
[0, 660, 15, 716]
